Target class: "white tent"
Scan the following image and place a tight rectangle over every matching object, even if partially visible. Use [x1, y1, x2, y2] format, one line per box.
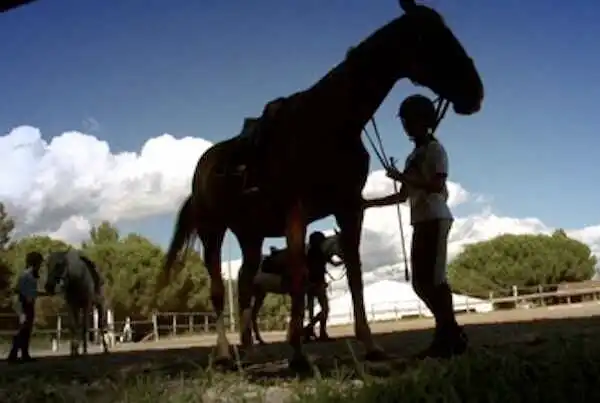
[327, 279, 493, 326]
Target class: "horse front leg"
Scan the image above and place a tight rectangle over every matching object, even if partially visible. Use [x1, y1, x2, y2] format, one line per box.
[284, 201, 311, 373]
[335, 205, 386, 361]
[68, 306, 80, 356]
[96, 302, 109, 353]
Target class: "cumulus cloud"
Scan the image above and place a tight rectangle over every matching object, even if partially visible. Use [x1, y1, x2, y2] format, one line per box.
[2, 125, 599, 295]
[0, 125, 212, 242]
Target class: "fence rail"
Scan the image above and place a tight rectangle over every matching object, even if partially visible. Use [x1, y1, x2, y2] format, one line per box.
[1, 281, 599, 351]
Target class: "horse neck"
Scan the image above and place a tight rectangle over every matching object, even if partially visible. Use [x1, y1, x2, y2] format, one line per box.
[307, 18, 411, 138]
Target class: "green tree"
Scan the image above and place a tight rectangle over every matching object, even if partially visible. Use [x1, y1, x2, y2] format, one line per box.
[0, 202, 15, 300]
[448, 231, 597, 296]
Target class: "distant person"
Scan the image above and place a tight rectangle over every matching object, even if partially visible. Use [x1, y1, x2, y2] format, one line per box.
[362, 94, 466, 359]
[303, 231, 343, 342]
[8, 251, 47, 363]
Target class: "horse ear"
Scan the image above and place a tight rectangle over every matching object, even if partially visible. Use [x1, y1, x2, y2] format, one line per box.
[399, 0, 416, 12]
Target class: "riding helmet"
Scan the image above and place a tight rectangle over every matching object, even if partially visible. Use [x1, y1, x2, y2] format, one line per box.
[309, 231, 326, 245]
[398, 94, 437, 127]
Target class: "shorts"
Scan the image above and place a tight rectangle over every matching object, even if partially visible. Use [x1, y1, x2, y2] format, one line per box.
[411, 219, 453, 286]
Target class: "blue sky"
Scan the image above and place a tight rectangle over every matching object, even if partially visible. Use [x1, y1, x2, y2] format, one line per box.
[1, 0, 599, 256]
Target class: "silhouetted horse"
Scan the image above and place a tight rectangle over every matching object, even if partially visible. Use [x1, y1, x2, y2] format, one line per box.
[45, 249, 109, 356]
[164, 0, 484, 372]
[250, 231, 344, 345]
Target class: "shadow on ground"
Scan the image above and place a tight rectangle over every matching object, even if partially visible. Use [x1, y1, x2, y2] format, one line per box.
[1, 315, 599, 385]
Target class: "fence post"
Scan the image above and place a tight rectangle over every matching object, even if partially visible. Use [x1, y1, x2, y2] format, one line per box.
[172, 314, 177, 336]
[204, 315, 209, 332]
[152, 312, 159, 341]
[188, 314, 194, 333]
[93, 307, 99, 344]
[512, 285, 518, 308]
[56, 315, 62, 351]
[538, 285, 545, 306]
[466, 296, 470, 312]
[107, 309, 115, 347]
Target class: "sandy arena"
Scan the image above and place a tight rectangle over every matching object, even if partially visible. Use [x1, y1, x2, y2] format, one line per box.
[2, 302, 600, 381]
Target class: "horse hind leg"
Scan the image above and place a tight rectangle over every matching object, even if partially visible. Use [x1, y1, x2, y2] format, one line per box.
[82, 309, 89, 355]
[284, 202, 311, 373]
[251, 287, 267, 345]
[96, 302, 109, 353]
[235, 234, 263, 354]
[201, 228, 232, 367]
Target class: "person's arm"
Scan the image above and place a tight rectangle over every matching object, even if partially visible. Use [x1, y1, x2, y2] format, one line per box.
[363, 186, 409, 208]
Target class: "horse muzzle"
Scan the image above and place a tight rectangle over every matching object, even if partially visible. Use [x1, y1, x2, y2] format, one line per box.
[453, 97, 482, 115]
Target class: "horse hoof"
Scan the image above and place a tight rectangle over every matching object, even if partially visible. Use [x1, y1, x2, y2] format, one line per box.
[365, 349, 388, 362]
[288, 355, 312, 375]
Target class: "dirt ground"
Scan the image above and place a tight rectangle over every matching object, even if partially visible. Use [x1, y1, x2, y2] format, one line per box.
[2, 302, 600, 382]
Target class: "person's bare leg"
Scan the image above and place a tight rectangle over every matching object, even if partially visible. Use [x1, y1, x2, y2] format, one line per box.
[317, 287, 330, 340]
[412, 219, 465, 358]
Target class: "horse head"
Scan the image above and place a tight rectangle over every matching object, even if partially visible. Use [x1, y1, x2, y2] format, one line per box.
[395, 0, 484, 115]
[44, 251, 68, 295]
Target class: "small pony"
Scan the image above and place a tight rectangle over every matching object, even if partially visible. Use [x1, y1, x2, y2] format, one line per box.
[44, 249, 109, 356]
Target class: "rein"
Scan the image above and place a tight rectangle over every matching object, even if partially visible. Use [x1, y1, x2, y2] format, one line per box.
[361, 96, 449, 282]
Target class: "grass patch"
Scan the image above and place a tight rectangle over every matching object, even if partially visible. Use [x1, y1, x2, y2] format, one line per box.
[1, 333, 599, 403]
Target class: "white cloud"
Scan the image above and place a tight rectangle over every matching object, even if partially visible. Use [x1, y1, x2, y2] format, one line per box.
[2, 125, 598, 294]
[0, 125, 212, 242]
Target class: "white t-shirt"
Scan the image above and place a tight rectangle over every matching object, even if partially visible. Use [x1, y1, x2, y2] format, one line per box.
[403, 140, 453, 224]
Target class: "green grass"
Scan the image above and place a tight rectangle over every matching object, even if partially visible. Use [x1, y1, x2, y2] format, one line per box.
[1, 332, 600, 403]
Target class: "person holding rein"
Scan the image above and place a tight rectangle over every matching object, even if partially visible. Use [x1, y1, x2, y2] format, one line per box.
[8, 251, 48, 363]
[362, 94, 467, 359]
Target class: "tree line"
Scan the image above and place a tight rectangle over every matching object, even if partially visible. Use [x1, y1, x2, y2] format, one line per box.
[448, 229, 597, 297]
[0, 201, 596, 332]
[0, 203, 290, 331]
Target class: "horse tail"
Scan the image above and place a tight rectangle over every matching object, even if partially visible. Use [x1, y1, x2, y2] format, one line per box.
[164, 194, 196, 277]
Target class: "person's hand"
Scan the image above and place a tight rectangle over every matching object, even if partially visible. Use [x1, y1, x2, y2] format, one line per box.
[18, 313, 26, 325]
[385, 166, 404, 182]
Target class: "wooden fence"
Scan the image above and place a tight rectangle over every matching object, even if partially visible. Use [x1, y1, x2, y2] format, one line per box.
[1, 281, 600, 350]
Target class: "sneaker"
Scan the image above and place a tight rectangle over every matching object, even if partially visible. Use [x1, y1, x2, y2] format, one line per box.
[303, 326, 317, 342]
[415, 326, 468, 360]
[318, 333, 333, 342]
